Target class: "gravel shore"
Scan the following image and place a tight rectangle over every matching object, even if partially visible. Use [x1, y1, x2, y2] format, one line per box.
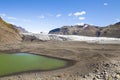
[0, 41, 120, 80]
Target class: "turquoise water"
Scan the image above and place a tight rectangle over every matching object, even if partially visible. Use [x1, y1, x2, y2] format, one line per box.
[0, 53, 68, 76]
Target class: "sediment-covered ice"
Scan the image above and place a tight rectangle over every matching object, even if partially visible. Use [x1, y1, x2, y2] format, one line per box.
[22, 33, 120, 44]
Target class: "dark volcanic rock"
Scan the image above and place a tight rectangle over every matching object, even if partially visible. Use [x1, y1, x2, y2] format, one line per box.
[49, 28, 61, 34]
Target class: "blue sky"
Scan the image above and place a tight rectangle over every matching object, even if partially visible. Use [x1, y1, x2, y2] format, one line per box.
[0, 0, 120, 33]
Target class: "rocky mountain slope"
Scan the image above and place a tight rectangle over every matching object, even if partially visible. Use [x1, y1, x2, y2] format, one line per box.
[100, 22, 120, 38]
[0, 17, 22, 43]
[49, 22, 120, 38]
[49, 24, 99, 37]
[13, 25, 28, 33]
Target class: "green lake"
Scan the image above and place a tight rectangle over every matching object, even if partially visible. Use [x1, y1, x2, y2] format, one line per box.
[0, 52, 72, 77]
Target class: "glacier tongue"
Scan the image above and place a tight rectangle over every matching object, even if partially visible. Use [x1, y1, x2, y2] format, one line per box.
[22, 33, 120, 44]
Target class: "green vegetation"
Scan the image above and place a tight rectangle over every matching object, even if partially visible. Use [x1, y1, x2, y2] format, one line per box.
[0, 53, 67, 76]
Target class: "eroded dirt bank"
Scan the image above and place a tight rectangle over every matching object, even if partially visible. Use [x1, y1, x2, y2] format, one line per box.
[0, 41, 120, 80]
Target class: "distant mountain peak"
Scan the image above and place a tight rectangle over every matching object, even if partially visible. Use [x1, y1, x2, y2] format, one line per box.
[49, 22, 120, 38]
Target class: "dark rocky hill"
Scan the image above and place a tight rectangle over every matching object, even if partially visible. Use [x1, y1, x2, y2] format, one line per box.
[49, 22, 120, 38]
[100, 22, 120, 38]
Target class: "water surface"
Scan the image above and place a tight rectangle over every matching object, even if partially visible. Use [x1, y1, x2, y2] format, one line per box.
[0, 52, 70, 77]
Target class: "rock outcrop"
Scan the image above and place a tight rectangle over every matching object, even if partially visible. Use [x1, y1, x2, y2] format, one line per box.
[0, 17, 22, 43]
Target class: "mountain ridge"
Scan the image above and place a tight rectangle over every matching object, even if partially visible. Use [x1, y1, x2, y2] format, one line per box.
[49, 22, 120, 38]
[13, 25, 28, 33]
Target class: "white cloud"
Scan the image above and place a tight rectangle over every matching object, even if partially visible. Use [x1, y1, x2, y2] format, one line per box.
[78, 17, 85, 20]
[7, 16, 17, 20]
[75, 22, 84, 25]
[23, 19, 31, 22]
[104, 3, 108, 6]
[74, 11, 86, 16]
[68, 13, 72, 16]
[56, 14, 61, 18]
[38, 15, 45, 19]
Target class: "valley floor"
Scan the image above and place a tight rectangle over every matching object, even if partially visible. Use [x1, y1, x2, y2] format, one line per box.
[0, 41, 120, 80]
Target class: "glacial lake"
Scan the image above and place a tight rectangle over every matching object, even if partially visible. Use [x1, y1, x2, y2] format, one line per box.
[0, 52, 73, 77]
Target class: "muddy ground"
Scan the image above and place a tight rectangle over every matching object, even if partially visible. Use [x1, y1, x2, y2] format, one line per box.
[0, 41, 120, 80]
